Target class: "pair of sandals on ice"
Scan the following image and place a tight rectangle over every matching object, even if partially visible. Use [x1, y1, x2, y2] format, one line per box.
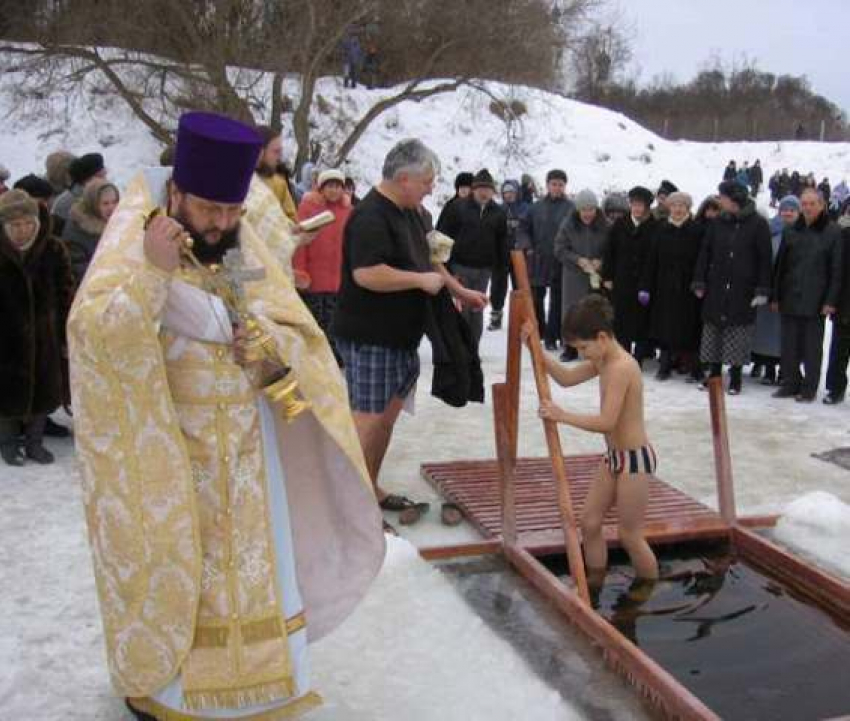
[379, 493, 463, 532]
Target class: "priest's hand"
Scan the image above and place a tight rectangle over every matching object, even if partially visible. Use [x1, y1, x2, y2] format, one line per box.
[232, 326, 280, 382]
[144, 215, 184, 273]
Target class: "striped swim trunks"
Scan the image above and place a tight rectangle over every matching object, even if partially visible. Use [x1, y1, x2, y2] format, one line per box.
[604, 444, 658, 476]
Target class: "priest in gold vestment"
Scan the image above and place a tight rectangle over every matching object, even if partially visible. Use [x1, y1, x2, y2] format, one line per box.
[68, 112, 385, 720]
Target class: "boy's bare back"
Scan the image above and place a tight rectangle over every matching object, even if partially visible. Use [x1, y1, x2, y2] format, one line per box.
[598, 350, 649, 451]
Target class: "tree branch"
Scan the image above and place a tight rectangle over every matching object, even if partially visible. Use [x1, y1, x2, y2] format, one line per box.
[334, 78, 469, 164]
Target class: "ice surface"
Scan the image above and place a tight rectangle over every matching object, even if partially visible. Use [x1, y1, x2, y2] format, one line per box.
[308, 536, 583, 720]
[774, 492, 850, 580]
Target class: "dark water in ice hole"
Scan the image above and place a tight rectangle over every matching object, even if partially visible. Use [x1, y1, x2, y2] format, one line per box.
[537, 544, 850, 721]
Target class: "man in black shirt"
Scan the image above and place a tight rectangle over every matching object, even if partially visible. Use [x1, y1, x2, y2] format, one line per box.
[333, 139, 487, 519]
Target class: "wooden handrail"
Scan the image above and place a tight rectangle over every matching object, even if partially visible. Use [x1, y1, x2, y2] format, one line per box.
[506, 249, 590, 603]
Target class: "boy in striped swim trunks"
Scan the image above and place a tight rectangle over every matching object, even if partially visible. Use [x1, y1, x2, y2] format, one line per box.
[526, 294, 659, 590]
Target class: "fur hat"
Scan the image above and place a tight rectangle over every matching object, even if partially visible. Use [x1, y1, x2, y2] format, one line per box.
[718, 180, 749, 207]
[471, 169, 496, 190]
[13, 174, 55, 200]
[574, 189, 599, 210]
[45, 151, 76, 191]
[778, 195, 802, 212]
[317, 169, 346, 188]
[603, 192, 629, 214]
[454, 172, 474, 191]
[657, 179, 678, 197]
[628, 186, 654, 206]
[69, 153, 105, 186]
[666, 191, 693, 208]
[501, 179, 520, 195]
[0, 189, 39, 223]
[546, 169, 568, 184]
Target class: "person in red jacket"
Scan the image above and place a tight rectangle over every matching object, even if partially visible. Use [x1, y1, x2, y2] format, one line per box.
[293, 169, 352, 361]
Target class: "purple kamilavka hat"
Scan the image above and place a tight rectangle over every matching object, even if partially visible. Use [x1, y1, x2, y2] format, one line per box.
[173, 111, 262, 204]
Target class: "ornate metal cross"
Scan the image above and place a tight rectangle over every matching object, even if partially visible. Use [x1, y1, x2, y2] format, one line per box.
[221, 247, 266, 323]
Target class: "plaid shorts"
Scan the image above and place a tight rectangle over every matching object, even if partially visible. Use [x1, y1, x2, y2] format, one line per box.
[335, 339, 420, 413]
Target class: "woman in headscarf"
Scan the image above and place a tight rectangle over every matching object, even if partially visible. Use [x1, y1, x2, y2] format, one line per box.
[61, 178, 119, 285]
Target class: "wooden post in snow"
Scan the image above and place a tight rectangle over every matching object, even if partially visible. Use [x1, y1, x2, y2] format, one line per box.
[707, 376, 737, 524]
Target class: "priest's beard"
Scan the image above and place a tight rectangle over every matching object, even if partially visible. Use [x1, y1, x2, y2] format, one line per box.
[173, 211, 240, 266]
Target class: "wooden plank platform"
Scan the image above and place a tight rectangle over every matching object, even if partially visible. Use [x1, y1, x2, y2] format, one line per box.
[422, 455, 730, 550]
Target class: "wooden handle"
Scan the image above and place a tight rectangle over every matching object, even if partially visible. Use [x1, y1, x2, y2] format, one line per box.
[508, 250, 590, 603]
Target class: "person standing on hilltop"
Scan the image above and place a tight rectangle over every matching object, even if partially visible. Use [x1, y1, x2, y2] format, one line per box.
[750, 160, 764, 197]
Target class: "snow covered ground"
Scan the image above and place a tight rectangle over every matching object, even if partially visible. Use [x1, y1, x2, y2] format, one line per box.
[2, 69, 850, 719]
[1, 326, 849, 720]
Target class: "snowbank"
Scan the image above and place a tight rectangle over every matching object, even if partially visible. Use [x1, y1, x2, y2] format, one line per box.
[774, 492, 850, 580]
[309, 535, 579, 720]
[4, 65, 850, 213]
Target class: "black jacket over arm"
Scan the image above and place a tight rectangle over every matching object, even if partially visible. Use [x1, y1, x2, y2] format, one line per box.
[424, 288, 484, 407]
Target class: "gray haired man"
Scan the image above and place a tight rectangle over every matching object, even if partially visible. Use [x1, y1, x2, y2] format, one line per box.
[333, 139, 487, 525]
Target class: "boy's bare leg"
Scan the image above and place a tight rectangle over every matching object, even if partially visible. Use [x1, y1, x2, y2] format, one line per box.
[616, 473, 659, 579]
[353, 395, 406, 500]
[581, 464, 617, 573]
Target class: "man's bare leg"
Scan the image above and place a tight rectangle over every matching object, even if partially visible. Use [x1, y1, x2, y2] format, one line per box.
[616, 472, 659, 580]
[353, 395, 405, 500]
[581, 465, 617, 574]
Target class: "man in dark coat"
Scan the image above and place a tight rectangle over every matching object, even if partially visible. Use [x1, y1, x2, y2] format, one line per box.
[692, 181, 773, 395]
[824, 210, 850, 404]
[0, 190, 74, 465]
[438, 168, 507, 347]
[488, 179, 530, 330]
[602, 185, 657, 363]
[723, 161, 737, 183]
[653, 179, 678, 220]
[436, 172, 473, 227]
[518, 169, 575, 349]
[772, 188, 843, 402]
[640, 191, 704, 381]
[749, 160, 764, 197]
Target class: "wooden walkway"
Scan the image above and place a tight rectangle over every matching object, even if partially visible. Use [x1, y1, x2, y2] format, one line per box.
[422, 455, 730, 551]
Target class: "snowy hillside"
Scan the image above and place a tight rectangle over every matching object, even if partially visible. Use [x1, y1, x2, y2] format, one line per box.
[5, 72, 850, 210]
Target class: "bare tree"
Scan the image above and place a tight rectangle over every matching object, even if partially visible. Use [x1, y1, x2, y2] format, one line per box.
[1, 0, 598, 169]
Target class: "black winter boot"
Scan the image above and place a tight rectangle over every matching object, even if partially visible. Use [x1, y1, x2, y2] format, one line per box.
[728, 366, 743, 395]
[487, 310, 503, 331]
[24, 442, 54, 465]
[655, 351, 672, 381]
[1, 442, 24, 467]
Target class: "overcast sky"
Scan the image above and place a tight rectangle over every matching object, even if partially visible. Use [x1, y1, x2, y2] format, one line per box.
[624, 0, 849, 112]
